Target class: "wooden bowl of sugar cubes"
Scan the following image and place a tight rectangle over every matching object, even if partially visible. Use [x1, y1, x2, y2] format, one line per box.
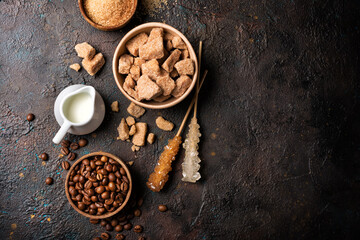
[112, 22, 199, 109]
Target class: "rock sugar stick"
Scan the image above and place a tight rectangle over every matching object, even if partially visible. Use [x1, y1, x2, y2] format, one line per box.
[182, 41, 203, 183]
[146, 70, 208, 192]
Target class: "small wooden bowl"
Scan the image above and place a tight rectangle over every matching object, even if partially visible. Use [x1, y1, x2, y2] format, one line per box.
[65, 152, 132, 219]
[112, 22, 199, 109]
[78, 0, 138, 31]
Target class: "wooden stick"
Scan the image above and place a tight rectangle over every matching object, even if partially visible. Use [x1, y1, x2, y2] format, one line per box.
[194, 41, 203, 118]
[176, 70, 208, 137]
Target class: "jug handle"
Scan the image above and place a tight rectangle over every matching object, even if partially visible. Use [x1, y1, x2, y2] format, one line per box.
[53, 121, 72, 144]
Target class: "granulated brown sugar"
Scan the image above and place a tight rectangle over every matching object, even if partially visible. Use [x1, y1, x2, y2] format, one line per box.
[84, 0, 136, 27]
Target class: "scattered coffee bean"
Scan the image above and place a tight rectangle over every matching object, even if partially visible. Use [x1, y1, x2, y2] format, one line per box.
[105, 223, 113, 231]
[124, 223, 132, 230]
[133, 225, 143, 233]
[61, 161, 70, 170]
[138, 237, 145, 240]
[61, 147, 69, 155]
[115, 234, 125, 240]
[90, 219, 99, 224]
[70, 142, 79, 150]
[100, 220, 108, 227]
[100, 232, 110, 240]
[126, 213, 134, 220]
[137, 198, 143, 207]
[67, 152, 76, 161]
[26, 113, 35, 121]
[45, 177, 53, 185]
[115, 224, 123, 232]
[78, 138, 88, 147]
[40, 153, 48, 161]
[158, 205, 167, 212]
[61, 139, 70, 148]
[111, 219, 119, 227]
[134, 209, 141, 217]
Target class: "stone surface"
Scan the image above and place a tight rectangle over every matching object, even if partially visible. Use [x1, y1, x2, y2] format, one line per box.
[1, 0, 360, 239]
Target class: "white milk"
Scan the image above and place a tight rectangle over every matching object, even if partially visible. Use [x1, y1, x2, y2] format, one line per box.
[63, 92, 93, 123]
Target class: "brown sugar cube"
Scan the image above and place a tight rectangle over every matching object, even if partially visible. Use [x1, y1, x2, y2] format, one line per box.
[148, 28, 164, 42]
[123, 75, 139, 100]
[141, 59, 160, 78]
[118, 54, 134, 74]
[131, 145, 140, 152]
[126, 116, 135, 126]
[171, 75, 192, 98]
[82, 53, 105, 76]
[172, 36, 187, 49]
[170, 68, 179, 78]
[126, 33, 149, 57]
[130, 65, 141, 80]
[156, 116, 174, 131]
[132, 122, 147, 146]
[127, 102, 145, 118]
[174, 58, 194, 76]
[75, 42, 95, 59]
[165, 40, 173, 52]
[134, 57, 146, 66]
[147, 133, 155, 144]
[164, 33, 175, 41]
[117, 118, 129, 141]
[129, 125, 137, 136]
[158, 49, 169, 65]
[162, 49, 181, 72]
[139, 37, 164, 60]
[69, 63, 81, 71]
[153, 94, 171, 102]
[155, 74, 176, 96]
[181, 49, 189, 59]
[111, 101, 119, 112]
[137, 75, 162, 100]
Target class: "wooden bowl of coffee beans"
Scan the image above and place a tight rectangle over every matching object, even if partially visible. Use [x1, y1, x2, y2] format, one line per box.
[65, 152, 132, 219]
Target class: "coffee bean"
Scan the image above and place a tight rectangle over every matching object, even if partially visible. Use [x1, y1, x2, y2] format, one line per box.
[108, 173, 116, 182]
[127, 213, 134, 220]
[67, 152, 76, 161]
[101, 156, 108, 162]
[100, 232, 110, 240]
[78, 202, 85, 210]
[133, 225, 143, 233]
[45, 177, 53, 185]
[101, 191, 110, 199]
[90, 219, 99, 224]
[40, 153, 48, 161]
[124, 223, 132, 230]
[61, 161, 70, 170]
[61, 147, 69, 155]
[70, 142, 79, 150]
[26, 113, 35, 121]
[69, 186, 78, 196]
[158, 204, 167, 212]
[95, 186, 105, 194]
[98, 207, 106, 214]
[83, 159, 90, 165]
[108, 182, 116, 192]
[105, 164, 113, 173]
[84, 180, 93, 189]
[61, 139, 70, 147]
[100, 220, 108, 227]
[105, 223, 113, 231]
[115, 224, 123, 232]
[115, 234, 125, 240]
[134, 209, 141, 217]
[111, 219, 119, 227]
[78, 138, 88, 147]
[97, 173, 103, 181]
[120, 168, 126, 175]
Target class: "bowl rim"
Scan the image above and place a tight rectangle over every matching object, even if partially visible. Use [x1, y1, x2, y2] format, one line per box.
[78, 0, 138, 31]
[112, 22, 199, 109]
[64, 151, 132, 219]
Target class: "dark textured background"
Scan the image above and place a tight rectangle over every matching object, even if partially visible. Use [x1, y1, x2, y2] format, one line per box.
[1, 0, 360, 239]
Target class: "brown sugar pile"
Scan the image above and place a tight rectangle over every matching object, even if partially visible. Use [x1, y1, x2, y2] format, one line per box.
[84, 0, 136, 27]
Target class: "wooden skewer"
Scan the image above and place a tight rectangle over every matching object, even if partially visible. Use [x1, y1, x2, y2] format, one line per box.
[176, 70, 208, 137]
[193, 41, 203, 118]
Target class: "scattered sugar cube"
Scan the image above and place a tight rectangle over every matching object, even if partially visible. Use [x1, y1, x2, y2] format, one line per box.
[172, 36, 187, 49]
[137, 75, 162, 100]
[162, 49, 181, 72]
[126, 116, 135, 126]
[82, 53, 105, 76]
[174, 58, 194, 76]
[171, 75, 192, 98]
[147, 133, 155, 144]
[127, 102, 145, 118]
[131, 145, 140, 152]
[117, 118, 129, 141]
[111, 101, 119, 112]
[156, 116, 174, 131]
[75, 42, 96, 59]
[126, 33, 148, 56]
[129, 125, 137, 136]
[118, 54, 134, 74]
[69, 63, 81, 72]
[132, 122, 147, 146]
